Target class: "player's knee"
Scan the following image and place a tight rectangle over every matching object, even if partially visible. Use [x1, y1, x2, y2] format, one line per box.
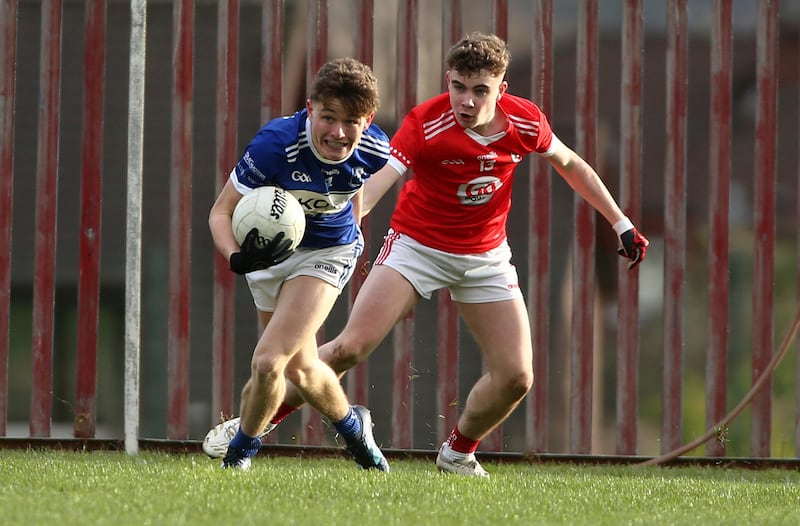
[250, 352, 286, 379]
[504, 369, 534, 400]
[283, 366, 305, 387]
[323, 337, 372, 374]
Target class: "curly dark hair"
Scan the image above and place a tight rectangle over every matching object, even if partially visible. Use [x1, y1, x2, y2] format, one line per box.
[446, 32, 510, 78]
[309, 57, 380, 116]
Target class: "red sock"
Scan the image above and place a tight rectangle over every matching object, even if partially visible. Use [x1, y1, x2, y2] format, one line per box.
[270, 402, 298, 424]
[445, 425, 480, 454]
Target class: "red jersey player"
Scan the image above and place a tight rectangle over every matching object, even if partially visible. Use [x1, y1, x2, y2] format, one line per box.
[205, 32, 648, 476]
[352, 32, 647, 476]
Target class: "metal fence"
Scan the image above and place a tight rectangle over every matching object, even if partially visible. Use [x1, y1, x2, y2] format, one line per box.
[1, 0, 799, 460]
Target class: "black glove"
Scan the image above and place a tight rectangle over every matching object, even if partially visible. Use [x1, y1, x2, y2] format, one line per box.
[617, 227, 649, 270]
[229, 228, 294, 275]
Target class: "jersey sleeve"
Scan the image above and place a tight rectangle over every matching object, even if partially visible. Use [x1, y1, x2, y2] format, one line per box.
[533, 107, 554, 154]
[387, 109, 424, 172]
[232, 125, 288, 190]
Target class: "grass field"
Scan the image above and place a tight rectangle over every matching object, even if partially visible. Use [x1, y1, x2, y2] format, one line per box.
[1, 449, 799, 525]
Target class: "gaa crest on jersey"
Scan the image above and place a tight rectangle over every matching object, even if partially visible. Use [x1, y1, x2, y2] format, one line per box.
[456, 175, 503, 206]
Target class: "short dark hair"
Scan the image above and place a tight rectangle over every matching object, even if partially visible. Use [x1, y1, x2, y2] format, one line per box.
[446, 32, 510, 78]
[309, 57, 380, 116]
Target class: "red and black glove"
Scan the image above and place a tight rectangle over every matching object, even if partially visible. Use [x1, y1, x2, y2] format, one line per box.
[229, 228, 293, 275]
[614, 218, 649, 270]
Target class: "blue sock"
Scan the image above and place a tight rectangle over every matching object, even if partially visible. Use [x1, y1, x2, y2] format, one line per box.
[229, 428, 262, 456]
[333, 406, 362, 438]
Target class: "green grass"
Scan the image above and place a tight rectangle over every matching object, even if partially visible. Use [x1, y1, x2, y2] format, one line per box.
[1, 449, 799, 525]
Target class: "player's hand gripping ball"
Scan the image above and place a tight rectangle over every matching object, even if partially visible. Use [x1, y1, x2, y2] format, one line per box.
[228, 186, 306, 274]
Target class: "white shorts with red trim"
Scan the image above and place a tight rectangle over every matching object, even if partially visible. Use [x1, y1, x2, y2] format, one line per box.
[375, 228, 523, 303]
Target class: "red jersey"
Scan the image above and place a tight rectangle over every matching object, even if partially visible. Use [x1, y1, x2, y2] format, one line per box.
[388, 92, 554, 253]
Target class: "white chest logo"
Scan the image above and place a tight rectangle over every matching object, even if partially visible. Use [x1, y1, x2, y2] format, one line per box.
[457, 176, 503, 206]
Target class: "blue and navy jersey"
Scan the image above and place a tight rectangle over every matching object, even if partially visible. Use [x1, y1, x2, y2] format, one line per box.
[230, 109, 390, 248]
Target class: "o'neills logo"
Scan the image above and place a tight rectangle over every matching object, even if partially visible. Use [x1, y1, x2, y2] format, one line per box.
[456, 176, 503, 205]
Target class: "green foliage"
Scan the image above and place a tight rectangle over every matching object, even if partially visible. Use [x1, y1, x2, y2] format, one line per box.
[2, 450, 800, 525]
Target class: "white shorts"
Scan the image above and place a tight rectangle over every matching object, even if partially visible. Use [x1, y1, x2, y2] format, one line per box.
[374, 229, 523, 303]
[245, 235, 364, 312]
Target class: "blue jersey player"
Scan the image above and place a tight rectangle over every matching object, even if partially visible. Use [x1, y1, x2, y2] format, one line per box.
[208, 58, 391, 471]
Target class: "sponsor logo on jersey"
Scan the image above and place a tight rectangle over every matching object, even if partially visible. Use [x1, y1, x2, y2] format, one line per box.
[441, 159, 465, 165]
[241, 151, 267, 182]
[456, 175, 503, 206]
[293, 189, 355, 215]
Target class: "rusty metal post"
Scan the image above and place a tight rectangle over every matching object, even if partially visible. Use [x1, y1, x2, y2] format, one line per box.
[391, 0, 418, 449]
[750, 0, 778, 457]
[30, 0, 63, 438]
[616, 0, 643, 456]
[705, 0, 732, 458]
[661, 0, 688, 454]
[0, 0, 18, 437]
[75, 0, 107, 439]
[526, 0, 553, 453]
[569, 0, 598, 455]
[166, 0, 194, 440]
[436, 0, 462, 447]
[211, 0, 239, 427]
[346, 0, 375, 409]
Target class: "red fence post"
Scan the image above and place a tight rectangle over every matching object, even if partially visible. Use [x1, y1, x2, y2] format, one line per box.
[797, 11, 800, 460]
[751, 0, 778, 457]
[167, 0, 194, 440]
[436, 0, 462, 448]
[492, 0, 508, 42]
[260, 0, 283, 123]
[31, 0, 63, 438]
[0, 0, 18, 437]
[477, 0, 512, 454]
[616, 0, 643, 456]
[660, 0, 688, 454]
[345, 0, 375, 410]
[301, 0, 329, 445]
[211, 0, 239, 427]
[391, 0, 418, 449]
[569, 0, 598, 455]
[75, 0, 107, 438]
[526, 0, 553, 453]
[257, 0, 284, 446]
[705, 0, 732, 458]
[306, 0, 328, 89]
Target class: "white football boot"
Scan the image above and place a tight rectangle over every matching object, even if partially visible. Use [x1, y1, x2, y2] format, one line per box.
[203, 416, 275, 458]
[435, 443, 490, 477]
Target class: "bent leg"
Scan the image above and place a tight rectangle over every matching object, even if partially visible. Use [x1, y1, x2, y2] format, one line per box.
[455, 298, 534, 440]
[238, 276, 340, 436]
[284, 334, 351, 421]
[282, 264, 419, 408]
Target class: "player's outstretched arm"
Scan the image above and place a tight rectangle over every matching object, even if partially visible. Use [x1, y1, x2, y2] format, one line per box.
[361, 164, 403, 219]
[545, 139, 649, 269]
